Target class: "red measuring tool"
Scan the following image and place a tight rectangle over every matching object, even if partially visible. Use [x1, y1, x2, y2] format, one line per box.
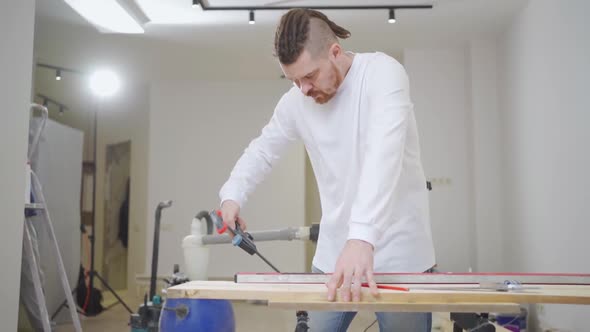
[361, 283, 409, 292]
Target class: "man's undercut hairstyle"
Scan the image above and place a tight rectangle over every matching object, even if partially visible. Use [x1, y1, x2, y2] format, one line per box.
[274, 8, 351, 65]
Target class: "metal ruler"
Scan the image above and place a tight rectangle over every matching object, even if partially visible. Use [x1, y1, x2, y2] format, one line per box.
[235, 272, 590, 285]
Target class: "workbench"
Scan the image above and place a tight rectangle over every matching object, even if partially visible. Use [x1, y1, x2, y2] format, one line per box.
[167, 280, 590, 314]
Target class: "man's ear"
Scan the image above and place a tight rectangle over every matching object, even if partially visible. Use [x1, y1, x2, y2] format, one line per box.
[329, 43, 341, 60]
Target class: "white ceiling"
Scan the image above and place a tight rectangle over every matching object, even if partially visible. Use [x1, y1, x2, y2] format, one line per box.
[37, 1, 437, 26]
[136, 0, 436, 25]
[35, 0, 527, 47]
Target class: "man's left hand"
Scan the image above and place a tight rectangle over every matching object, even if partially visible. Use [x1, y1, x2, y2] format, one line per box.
[326, 239, 379, 302]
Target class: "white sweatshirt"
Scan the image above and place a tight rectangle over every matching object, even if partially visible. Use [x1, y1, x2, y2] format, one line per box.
[220, 52, 435, 273]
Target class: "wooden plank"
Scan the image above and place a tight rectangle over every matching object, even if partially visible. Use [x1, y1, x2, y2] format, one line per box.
[166, 281, 590, 308]
[268, 301, 522, 314]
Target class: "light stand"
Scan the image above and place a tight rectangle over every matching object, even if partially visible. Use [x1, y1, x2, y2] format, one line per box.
[83, 99, 133, 315]
[53, 70, 132, 318]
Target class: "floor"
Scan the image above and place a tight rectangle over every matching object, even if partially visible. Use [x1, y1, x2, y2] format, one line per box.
[49, 289, 457, 332]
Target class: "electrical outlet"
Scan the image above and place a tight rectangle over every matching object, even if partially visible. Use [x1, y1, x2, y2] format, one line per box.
[427, 177, 452, 186]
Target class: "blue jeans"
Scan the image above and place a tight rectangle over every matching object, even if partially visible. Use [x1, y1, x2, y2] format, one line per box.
[308, 266, 432, 332]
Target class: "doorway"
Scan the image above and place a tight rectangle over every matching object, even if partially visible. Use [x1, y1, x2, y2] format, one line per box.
[102, 140, 131, 290]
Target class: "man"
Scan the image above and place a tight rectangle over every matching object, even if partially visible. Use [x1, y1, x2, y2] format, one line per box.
[218, 8, 436, 331]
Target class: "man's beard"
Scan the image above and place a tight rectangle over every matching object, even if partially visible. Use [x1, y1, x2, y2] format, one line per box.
[309, 62, 343, 104]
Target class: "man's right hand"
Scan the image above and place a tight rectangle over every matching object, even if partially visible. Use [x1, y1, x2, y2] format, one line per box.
[220, 200, 247, 237]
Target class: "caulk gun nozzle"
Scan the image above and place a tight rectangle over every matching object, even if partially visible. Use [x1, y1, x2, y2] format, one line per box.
[158, 200, 173, 208]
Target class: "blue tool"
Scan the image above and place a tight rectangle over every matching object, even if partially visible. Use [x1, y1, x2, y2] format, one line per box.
[210, 210, 281, 273]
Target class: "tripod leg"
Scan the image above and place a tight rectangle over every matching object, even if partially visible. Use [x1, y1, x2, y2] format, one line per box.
[51, 286, 79, 320]
[104, 302, 121, 311]
[94, 272, 133, 314]
[50, 299, 67, 321]
[63, 304, 89, 316]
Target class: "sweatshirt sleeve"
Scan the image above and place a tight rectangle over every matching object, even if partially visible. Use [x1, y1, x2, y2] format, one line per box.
[347, 55, 412, 246]
[219, 93, 299, 208]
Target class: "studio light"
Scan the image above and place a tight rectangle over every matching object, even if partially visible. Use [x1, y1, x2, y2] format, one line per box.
[89, 69, 121, 98]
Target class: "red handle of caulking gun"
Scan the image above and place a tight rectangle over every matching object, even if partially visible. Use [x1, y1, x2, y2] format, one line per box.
[214, 210, 228, 234]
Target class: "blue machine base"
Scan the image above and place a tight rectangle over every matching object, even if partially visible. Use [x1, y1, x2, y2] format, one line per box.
[160, 298, 235, 332]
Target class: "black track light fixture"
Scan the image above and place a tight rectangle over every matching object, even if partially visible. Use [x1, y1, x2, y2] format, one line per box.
[249, 10, 255, 25]
[388, 9, 396, 23]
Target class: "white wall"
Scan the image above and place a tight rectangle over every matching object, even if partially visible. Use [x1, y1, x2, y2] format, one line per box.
[403, 42, 507, 274]
[148, 80, 306, 278]
[498, 0, 590, 330]
[0, 0, 35, 330]
[468, 40, 505, 272]
[403, 48, 476, 272]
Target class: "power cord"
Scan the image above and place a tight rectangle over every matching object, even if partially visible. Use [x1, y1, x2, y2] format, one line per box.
[363, 319, 377, 332]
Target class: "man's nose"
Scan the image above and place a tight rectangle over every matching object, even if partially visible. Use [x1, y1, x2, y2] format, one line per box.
[300, 81, 313, 95]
